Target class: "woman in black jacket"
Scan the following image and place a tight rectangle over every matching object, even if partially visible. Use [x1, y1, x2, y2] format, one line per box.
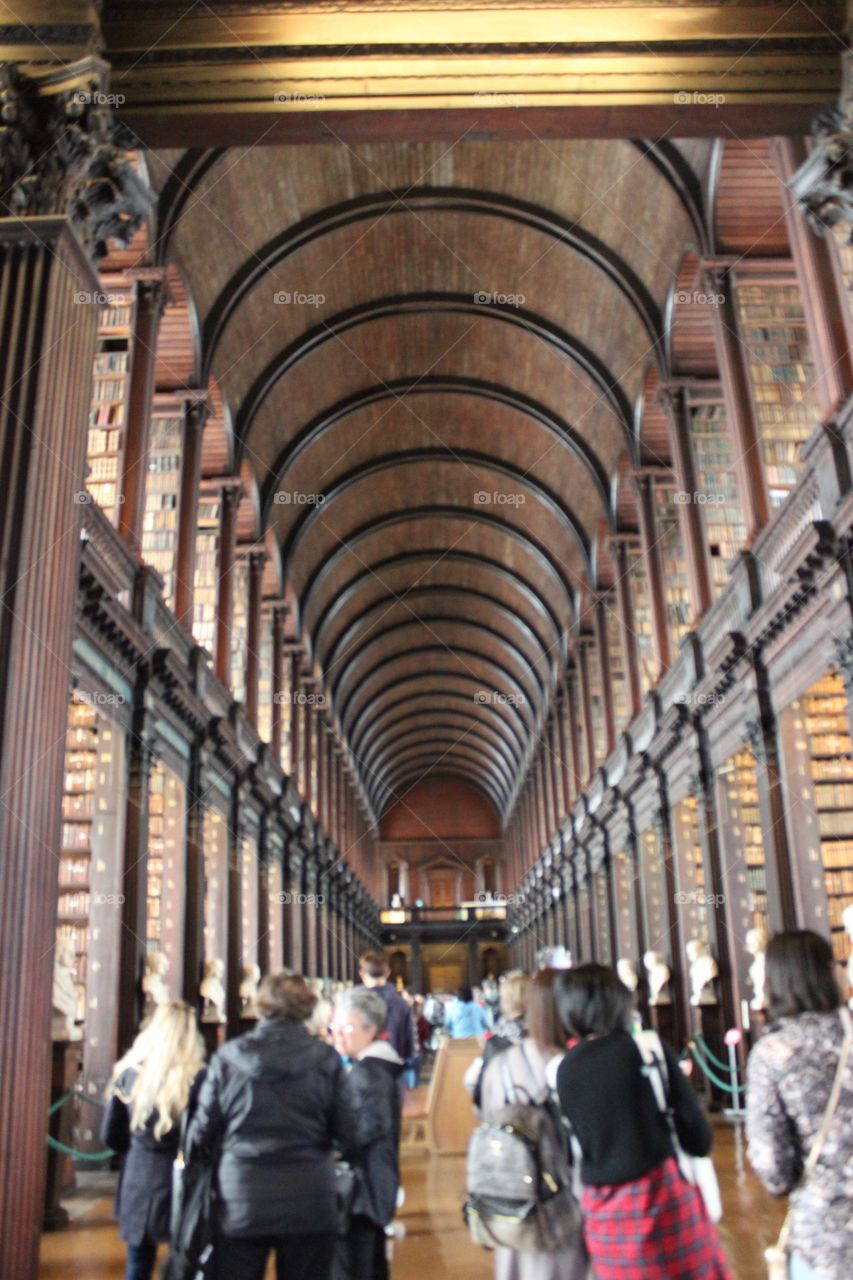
[187, 971, 361, 1280]
[101, 1000, 206, 1280]
[331, 988, 404, 1280]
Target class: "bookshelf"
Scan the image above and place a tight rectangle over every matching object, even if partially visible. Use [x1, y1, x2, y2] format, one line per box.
[627, 546, 656, 697]
[257, 610, 274, 744]
[605, 598, 630, 734]
[58, 698, 100, 1024]
[86, 282, 134, 522]
[640, 825, 668, 952]
[229, 558, 250, 704]
[723, 748, 768, 936]
[203, 807, 228, 963]
[142, 403, 183, 609]
[688, 396, 746, 597]
[146, 761, 185, 984]
[612, 848, 639, 962]
[267, 858, 284, 971]
[587, 642, 608, 769]
[577, 883, 592, 961]
[652, 479, 692, 649]
[801, 673, 853, 965]
[310, 713, 320, 816]
[735, 279, 821, 507]
[673, 795, 710, 945]
[193, 494, 221, 657]
[594, 867, 612, 962]
[279, 656, 293, 774]
[241, 832, 259, 967]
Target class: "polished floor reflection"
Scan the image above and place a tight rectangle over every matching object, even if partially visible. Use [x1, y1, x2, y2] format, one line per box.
[40, 1119, 784, 1279]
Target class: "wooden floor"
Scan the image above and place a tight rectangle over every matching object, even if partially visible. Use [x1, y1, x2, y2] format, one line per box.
[40, 1119, 784, 1279]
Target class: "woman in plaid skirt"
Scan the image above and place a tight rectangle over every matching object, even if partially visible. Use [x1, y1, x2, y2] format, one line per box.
[554, 965, 732, 1280]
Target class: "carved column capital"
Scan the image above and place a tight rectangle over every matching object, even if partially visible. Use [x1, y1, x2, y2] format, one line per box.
[787, 53, 853, 244]
[0, 60, 152, 260]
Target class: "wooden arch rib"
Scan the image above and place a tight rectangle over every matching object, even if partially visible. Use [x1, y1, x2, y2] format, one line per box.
[368, 731, 516, 797]
[279, 452, 591, 583]
[311, 549, 563, 666]
[351, 682, 528, 762]
[261, 375, 612, 523]
[236, 294, 636, 456]
[201, 185, 664, 373]
[378, 756, 510, 814]
[152, 148, 227, 266]
[362, 711, 520, 781]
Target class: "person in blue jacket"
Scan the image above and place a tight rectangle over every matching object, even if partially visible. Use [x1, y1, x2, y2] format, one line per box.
[445, 986, 492, 1038]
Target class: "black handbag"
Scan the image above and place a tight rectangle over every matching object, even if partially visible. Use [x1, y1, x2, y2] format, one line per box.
[162, 1111, 218, 1280]
[334, 1159, 359, 1236]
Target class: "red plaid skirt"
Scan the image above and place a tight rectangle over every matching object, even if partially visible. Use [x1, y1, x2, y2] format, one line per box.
[581, 1156, 733, 1280]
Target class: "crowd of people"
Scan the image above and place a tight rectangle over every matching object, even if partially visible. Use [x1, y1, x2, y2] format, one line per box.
[101, 933, 852, 1280]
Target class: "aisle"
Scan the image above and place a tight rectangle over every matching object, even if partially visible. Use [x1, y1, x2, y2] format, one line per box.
[40, 1120, 783, 1279]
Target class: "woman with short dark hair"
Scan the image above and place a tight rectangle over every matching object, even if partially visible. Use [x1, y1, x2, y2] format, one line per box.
[554, 964, 732, 1280]
[187, 972, 360, 1280]
[746, 930, 853, 1280]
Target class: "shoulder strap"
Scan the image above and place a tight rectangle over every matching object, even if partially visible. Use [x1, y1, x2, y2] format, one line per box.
[775, 1009, 853, 1254]
[635, 1030, 671, 1117]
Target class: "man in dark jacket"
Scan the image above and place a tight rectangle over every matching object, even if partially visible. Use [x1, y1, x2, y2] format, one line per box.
[186, 972, 362, 1280]
[332, 989, 404, 1280]
[356, 951, 414, 1065]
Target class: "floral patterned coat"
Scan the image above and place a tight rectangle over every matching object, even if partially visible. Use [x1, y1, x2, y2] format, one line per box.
[746, 1009, 853, 1279]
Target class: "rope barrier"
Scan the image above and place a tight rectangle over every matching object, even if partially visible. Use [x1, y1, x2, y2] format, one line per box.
[694, 1032, 744, 1074]
[48, 1087, 109, 1116]
[48, 1086, 114, 1161]
[687, 1041, 738, 1093]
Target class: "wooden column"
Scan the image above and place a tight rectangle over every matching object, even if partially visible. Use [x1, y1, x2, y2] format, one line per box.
[635, 474, 671, 675]
[661, 387, 714, 617]
[612, 538, 643, 716]
[182, 738, 209, 1010]
[594, 598, 617, 755]
[772, 137, 853, 419]
[0, 217, 102, 1278]
[245, 548, 266, 726]
[118, 271, 169, 553]
[705, 266, 770, 538]
[174, 397, 209, 631]
[215, 481, 240, 683]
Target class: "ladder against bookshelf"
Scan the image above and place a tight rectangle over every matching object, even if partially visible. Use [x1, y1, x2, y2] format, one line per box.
[193, 494, 222, 658]
[800, 673, 853, 965]
[142, 402, 183, 609]
[652, 479, 692, 650]
[626, 545, 656, 697]
[146, 761, 187, 994]
[203, 808, 229, 965]
[734, 278, 821, 508]
[86, 279, 134, 523]
[687, 395, 746, 597]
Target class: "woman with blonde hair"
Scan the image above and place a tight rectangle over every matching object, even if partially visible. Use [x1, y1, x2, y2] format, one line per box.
[102, 999, 206, 1280]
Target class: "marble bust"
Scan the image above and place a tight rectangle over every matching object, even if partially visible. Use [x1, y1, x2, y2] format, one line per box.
[686, 939, 718, 1006]
[746, 926, 769, 1012]
[52, 937, 82, 1040]
[142, 951, 170, 1011]
[643, 950, 671, 1005]
[200, 957, 227, 1024]
[843, 905, 853, 1006]
[617, 957, 639, 992]
[239, 962, 261, 1017]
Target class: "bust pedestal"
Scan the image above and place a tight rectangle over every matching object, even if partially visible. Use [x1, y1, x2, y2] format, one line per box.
[690, 1002, 723, 1105]
[201, 1022, 227, 1057]
[649, 1002, 675, 1048]
[43, 1040, 84, 1230]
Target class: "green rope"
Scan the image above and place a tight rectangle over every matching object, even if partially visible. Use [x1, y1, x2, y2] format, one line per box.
[46, 1135, 115, 1161]
[695, 1032, 744, 1074]
[48, 1087, 110, 1116]
[687, 1041, 737, 1093]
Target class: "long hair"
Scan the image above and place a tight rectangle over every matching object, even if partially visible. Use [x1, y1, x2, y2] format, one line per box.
[764, 930, 841, 1022]
[109, 1000, 205, 1139]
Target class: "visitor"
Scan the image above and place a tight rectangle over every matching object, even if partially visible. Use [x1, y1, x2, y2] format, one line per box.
[479, 970, 590, 1280]
[357, 951, 415, 1064]
[186, 972, 360, 1280]
[446, 985, 492, 1038]
[332, 989, 404, 1280]
[101, 1000, 206, 1280]
[746, 930, 853, 1280]
[554, 964, 732, 1280]
[472, 970, 529, 1108]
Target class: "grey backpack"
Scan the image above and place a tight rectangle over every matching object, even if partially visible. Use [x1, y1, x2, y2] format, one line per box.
[464, 1047, 580, 1252]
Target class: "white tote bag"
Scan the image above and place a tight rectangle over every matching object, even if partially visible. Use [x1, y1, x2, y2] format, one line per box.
[635, 1029, 723, 1223]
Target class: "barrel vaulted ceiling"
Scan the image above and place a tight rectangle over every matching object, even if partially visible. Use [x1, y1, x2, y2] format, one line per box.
[146, 138, 715, 820]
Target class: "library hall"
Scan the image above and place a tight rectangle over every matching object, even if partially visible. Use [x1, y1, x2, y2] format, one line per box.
[3, 3, 853, 1279]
